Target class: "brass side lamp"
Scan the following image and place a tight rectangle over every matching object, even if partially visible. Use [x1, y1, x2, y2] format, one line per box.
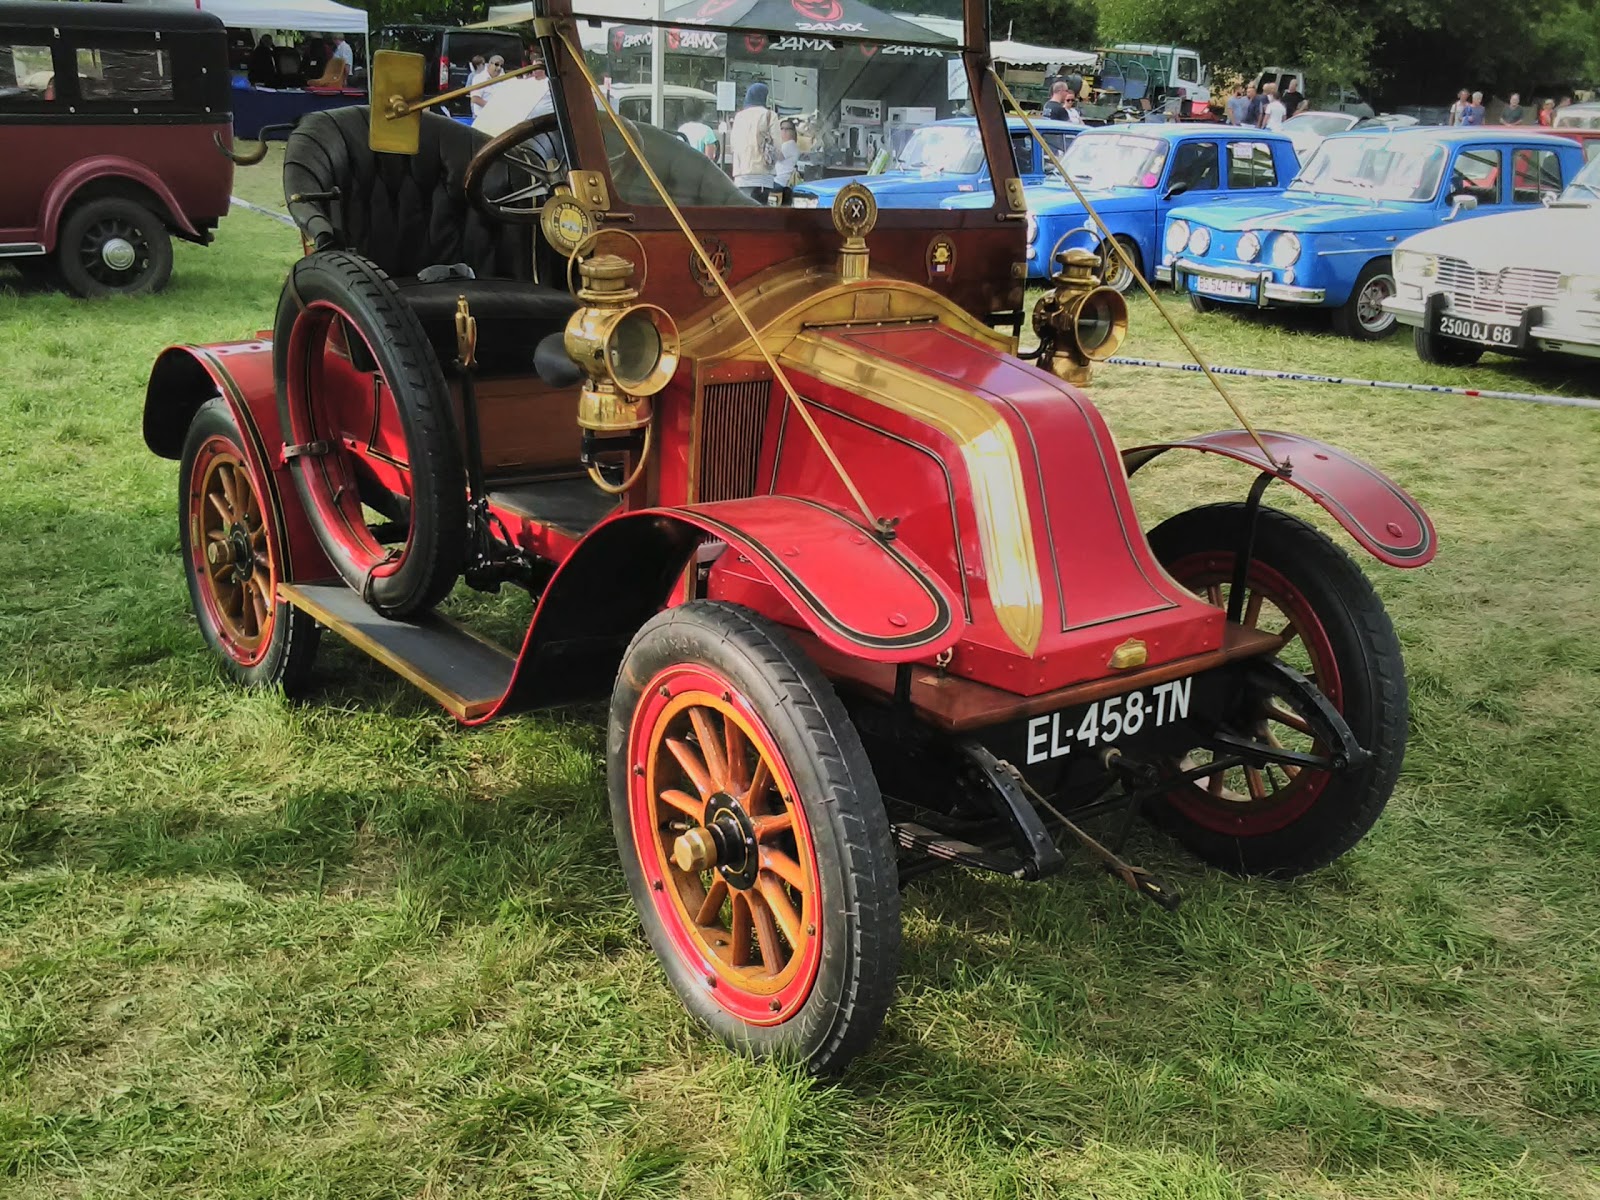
[1030, 247, 1129, 386]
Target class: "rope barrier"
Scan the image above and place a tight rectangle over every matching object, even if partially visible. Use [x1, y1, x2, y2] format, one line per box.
[1103, 356, 1600, 411]
[229, 196, 297, 228]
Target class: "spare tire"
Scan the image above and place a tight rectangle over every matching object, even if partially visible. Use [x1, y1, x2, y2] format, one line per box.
[274, 250, 466, 618]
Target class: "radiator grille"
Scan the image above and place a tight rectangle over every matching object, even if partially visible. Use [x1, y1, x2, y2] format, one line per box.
[697, 379, 772, 503]
[1436, 257, 1561, 319]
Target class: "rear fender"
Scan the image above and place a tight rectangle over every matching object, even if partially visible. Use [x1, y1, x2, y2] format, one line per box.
[1122, 429, 1437, 567]
[144, 343, 331, 582]
[485, 497, 965, 720]
[41, 157, 200, 248]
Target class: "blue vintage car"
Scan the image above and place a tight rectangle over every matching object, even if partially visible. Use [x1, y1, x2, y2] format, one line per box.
[790, 117, 1082, 210]
[941, 124, 1300, 288]
[1165, 127, 1586, 338]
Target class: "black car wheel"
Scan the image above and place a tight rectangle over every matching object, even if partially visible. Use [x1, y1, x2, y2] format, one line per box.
[1413, 322, 1484, 366]
[57, 197, 174, 298]
[1331, 258, 1397, 340]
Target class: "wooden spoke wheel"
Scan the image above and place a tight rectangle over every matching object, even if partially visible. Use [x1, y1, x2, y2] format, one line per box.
[1147, 503, 1408, 877]
[274, 251, 465, 619]
[179, 399, 319, 690]
[611, 602, 900, 1074]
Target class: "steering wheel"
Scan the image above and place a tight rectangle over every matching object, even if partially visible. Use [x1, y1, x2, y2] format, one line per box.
[463, 114, 566, 225]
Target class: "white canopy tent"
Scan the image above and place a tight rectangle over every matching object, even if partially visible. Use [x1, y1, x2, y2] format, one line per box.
[123, 0, 369, 36]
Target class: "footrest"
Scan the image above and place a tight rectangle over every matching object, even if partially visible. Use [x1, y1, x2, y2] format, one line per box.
[279, 581, 514, 721]
[892, 822, 1029, 879]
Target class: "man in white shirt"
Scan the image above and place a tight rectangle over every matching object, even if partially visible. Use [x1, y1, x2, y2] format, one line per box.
[729, 81, 777, 202]
[774, 119, 801, 202]
[1261, 82, 1286, 130]
[330, 34, 354, 74]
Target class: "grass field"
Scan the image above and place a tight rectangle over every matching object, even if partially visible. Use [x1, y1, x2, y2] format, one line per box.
[3, 157, 1600, 1198]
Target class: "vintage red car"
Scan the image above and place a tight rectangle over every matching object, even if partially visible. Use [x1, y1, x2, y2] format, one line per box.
[1, 2, 232, 296]
[142, 0, 1436, 1073]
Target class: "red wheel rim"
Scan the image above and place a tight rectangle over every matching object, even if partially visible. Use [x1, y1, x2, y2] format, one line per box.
[1164, 553, 1343, 835]
[627, 665, 824, 1025]
[283, 302, 417, 584]
[187, 435, 275, 667]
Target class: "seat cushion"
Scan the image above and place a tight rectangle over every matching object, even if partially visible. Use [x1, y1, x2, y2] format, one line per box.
[396, 277, 578, 373]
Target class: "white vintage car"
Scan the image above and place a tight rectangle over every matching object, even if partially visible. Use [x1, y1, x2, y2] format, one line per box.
[1384, 153, 1600, 365]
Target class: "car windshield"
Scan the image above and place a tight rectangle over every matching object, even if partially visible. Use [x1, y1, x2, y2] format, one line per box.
[891, 124, 984, 175]
[1290, 136, 1448, 201]
[1561, 154, 1600, 202]
[1059, 133, 1169, 188]
[1285, 113, 1354, 137]
[567, 0, 979, 207]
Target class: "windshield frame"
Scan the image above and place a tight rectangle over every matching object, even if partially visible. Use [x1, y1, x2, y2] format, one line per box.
[1288, 134, 1450, 204]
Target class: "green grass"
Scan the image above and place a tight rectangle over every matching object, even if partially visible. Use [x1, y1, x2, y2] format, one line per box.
[4, 161, 1600, 1198]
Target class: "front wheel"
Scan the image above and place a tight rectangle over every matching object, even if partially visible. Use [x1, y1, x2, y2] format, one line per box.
[1188, 290, 1218, 314]
[180, 398, 320, 691]
[1098, 236, 1141, 294]
[609, 602, 900, 1074]
[1331, 259, 1398, 340]
[1147, 503, 1408, 876]
[1413, 322, 1484, 366]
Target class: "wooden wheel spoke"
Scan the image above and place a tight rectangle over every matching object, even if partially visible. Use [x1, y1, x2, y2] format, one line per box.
[695, 876, 728, 927]
[755, 877, 804, 951]
[218, 463, 238, 516]
[1208, 769, 1226, 798]
[1242, 590, 1264, 629]
[730, 892, 756, 968]
[760, 847, 808, 891]
[752, 811, 794, 842]
[724, 718, 751, 794]
[1244, 766, 1269, 802]
[659, 788, 702, 819]
[1265, 703, 1313, 736]
[665, 736, 715, 800]
[1205, 583, 1223, 607]
[689, 707, 730, 793]
[743, 758, 772, 813]
[206, 528, 229, 545]
[1276, 621, 1301, 650]
[745, 889, 785, 971]
[207, 491, 233, 524]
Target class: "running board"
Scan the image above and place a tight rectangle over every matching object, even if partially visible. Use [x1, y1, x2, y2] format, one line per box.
[278, 582, 514, 721]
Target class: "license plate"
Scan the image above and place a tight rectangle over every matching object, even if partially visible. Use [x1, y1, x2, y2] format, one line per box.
[1023, 677, 1195, 767]
[1433, 310, 1525, 348]
[1193, 275, 1256, 300]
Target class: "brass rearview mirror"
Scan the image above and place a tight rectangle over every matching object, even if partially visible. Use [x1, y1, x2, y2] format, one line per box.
[369, 50, 426, 155]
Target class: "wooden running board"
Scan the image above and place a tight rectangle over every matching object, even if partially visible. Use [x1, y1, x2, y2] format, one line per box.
[278, 582, 515, 721]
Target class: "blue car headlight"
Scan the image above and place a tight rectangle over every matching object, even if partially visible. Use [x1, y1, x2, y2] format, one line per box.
[1270, 232, 1302, 268]
[1027, 212, 1038, 247]
[1238, 231, 1261, 263]
[1164, 220, 1190, 257]
[1187, 226, 1211, 256]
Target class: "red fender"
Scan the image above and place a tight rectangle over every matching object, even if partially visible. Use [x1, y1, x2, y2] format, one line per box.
[144, 342, 331, 583]
[1122, 429, 1437, 568]
[479, 497, 965, 722]
[40, 156, 201, 249]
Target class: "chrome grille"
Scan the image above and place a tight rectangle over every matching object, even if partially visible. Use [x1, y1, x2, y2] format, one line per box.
[697, 379, 772, 503]
[1436, 256, 1561, 319]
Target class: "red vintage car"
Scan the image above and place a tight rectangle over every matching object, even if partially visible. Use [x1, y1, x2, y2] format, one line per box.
[1, 2, 232, 296]
[142, 0, 1436, 1073]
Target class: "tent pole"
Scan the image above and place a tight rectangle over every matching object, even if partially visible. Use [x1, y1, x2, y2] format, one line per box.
[650, 0, 666, 127]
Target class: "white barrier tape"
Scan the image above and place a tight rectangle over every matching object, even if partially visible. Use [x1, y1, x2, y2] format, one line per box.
[229, 196, 297, 229]
[1104, 356, 1600, 411]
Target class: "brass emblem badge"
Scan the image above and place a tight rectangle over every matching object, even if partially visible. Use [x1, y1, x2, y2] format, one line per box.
[690, 236, 732, 296]
[831, 181, 878, 240]
[926, 234, 957, 283]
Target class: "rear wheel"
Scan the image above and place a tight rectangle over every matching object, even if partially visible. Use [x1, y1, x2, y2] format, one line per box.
[57, 196, 173, 298]
[1188, 291, 1218, 314]
[180, 398, 320, 691]
[1098, 236, 1141, 294]
[274, 251, 466, 619]
[1331, 258, 1397, 340]
[610, 602, 900, 1074]
[1146, 503, 1407, 876]
[1413, 322, 1484, 366]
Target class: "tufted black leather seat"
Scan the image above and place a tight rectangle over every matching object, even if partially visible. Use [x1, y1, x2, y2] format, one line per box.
[283, 106, 575, 371]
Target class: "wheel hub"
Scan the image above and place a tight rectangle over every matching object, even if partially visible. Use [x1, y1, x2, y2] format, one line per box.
[100, 236, 137, 272]
[671, 790, 760, 889]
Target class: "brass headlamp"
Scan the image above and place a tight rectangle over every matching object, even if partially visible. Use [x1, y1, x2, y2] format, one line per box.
[1030, 247, 1128, 386]
[565, 253, 680, 436]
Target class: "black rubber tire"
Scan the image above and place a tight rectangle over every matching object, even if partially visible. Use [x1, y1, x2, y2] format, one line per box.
[56, 196, 173, 298]
[609, 601, 901, 1075]
[180, 398, 320, 692]
[1145, 503, 1408, 877]
[1098, 236, 1141, 294]
[1188, 290, 1218, 314]
[1413, 322, 1484, 366]
[1330, 257, 1397, 340]
[273, 250, 466, 619]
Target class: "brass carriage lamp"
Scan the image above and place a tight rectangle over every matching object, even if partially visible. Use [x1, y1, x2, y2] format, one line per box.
[1030, 247, 1129, 386]
[566, 253, 680, 437]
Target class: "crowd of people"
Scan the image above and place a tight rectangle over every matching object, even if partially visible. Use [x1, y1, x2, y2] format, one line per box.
[1221, 78, 1302, 130]
[1447, 88, 1577, 125]
[244, 32, 356, 89]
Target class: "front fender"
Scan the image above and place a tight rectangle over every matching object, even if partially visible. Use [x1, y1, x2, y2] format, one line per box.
[484, 498, 965, 720]
[1123, 429, 1437, 568]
